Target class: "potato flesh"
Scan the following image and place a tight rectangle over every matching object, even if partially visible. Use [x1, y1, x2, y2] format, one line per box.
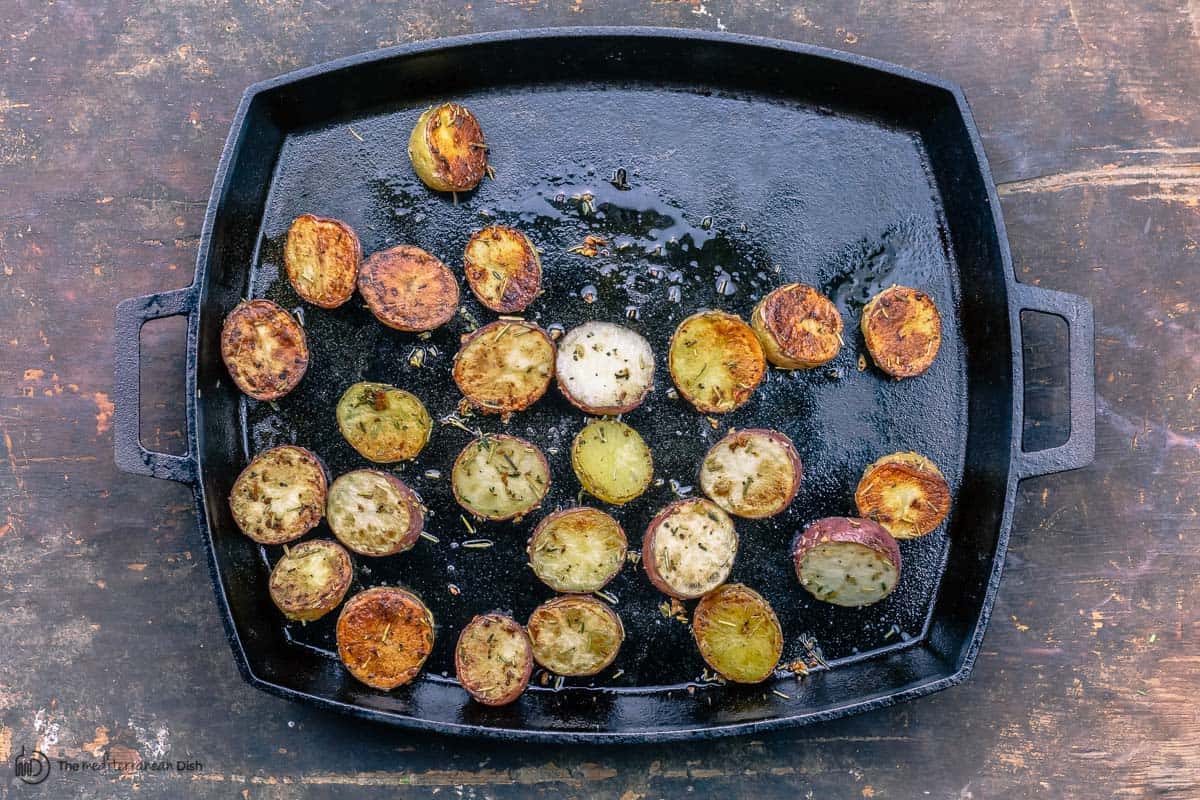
[284, 215, 358, 308]
[528, 598, 623, 676]
[571, 419, 653, 505]
[456, 616, 532, 705]
[408, 104, 487, 192]
[454, 322, 554, 413]
[336, 382, 432, 463]
[649, 502, 737, 598]
[337, 588, 434, 690]
[230, 446, 325, 544]
[453, 437, 549, 519]
[327, 471, 416, 556]
[856, 452, 950, 539]
[862, 285, 942, 377]
[269, 542, 350, 621]
[700, 432, 798, 517]
[798, 541, 899, 607]
[464, 226, 540, 312]
[220, 300, 308, 400]
[669, 312, 765, 413]
[529, 509, 626, 592]
[693, 585, 783, 683]
[556, 322, 654, 412]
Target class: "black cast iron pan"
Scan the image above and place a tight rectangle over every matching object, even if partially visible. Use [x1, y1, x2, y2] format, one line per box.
[113, 27, 1095, 742]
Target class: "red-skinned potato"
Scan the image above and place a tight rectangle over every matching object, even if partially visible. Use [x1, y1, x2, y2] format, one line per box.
[229, 445, 327, 545]
[220, 299, 309, 400]
[451, 435, 550, 521]
[751, 283, 843, 369]
[336, 587, 435, 690]
[668, 310, 765, 413]
[692, 583, 783, 683]
[268, 539, 353, 622]
[358, 245, 460, 332]
[528, 507, 627, 593]
[793, 517, 901, 607]
[855, 451, 950, 539]
[698, 428, 802, 518]
[455, 613, 534, 706]
[326, 469, 424, 557]
[861, 285, 942, 378]
[452, 320, 555, 415]
[555, 321, 655, 415]
[463, 225, 541, 313]
[642, 498, 738, 600]
[407, 103, 488, 193]
[284, 214, 360, 308]
[527, 595, 624, 677]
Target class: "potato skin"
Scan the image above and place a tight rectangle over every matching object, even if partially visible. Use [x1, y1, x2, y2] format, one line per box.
[861, 285, 942, 378]
[855, 451, 950, 539]
[336, 381, 432, 463]
[692, 583, 783, 684]
[407, 103, 488, 193]
[284, 214, 360, 308]
[268, 539, 353, 622]
[698, 428, 802, 519]
[555, 321, 655, 415]
[451, 435, 550, 521]
[452, 320, 555, 414]
[229, 445, 327, 545]
[570, 419, 654, 506]
[463, 225, 542, 313]
[337, 587, 435, 690]
[326, 469, 424, 556]
[751, 283, 843, 369]
[454, 613, 534, 706]
[793, 517, 901, 607]
[527, 595, 625, 677]
[642, 498, 738, 600]
[528, 507, 627, 593]
[220, 299, 309, 400]
[358, 245, 460, 332]
[668, 310, 766, 413]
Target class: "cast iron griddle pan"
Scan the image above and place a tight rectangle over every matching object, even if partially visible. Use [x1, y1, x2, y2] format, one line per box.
[114, 28, 1095, 742]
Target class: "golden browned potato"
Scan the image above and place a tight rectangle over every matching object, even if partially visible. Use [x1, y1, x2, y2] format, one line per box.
[452, 320, 555, 414]
[284, 214, 360, 308]
[668, 310, 765, 413]
[527, 595, 624, 677]
[268, 539, 353, 622]
[793, 517, 901, 607]
[455, 613, 534, 706]
[336, 587, 434, 690]
[751, 283, 843, 369]
[229, 445, 326, 545]
[642, 498, 738, 600]
[451, 435, 550, 521]
[698, 428, 802, 518]
[220, 299, 309, 400]
[463, 225, 542, 313]
[336, 382, 432, 463]
[407, 103, 488, 193]
[570, 418, 653, 506]
[358, 245, 460, 332]
[528, 507, 627, 593]
[861, 285, 942, 378]
[854, 451, 950, 539]
[326, 469, 424, 556]
[692, 583, 783, 684]
[556, 321, 655, 415]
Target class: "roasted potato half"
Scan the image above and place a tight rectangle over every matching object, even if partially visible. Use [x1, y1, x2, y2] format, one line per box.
[220, 299, 309, 401]
[463, 225, 542, 313]
[452, 320, 555, 414]
[528, 507, 627, 593]
[336, 381, 432, 463]
[556, 321, 655, 415]
[699, 428, 802, 519]
[408, 102, 488, 193]
[855, 451, 950, 539]
[668, 310, 765, 413]
[861, 285, 942, 378]
[751, 283, 843, 369]
[793, 517, 901, 607]
[284, 214, 360, 308]
[326, 469, 424, 557]
[454, 613, 534, 706]
[336, 587, 435, 690]
[642, 498, 738, 600]
[527, 595, 624, 677]
[451, 435, 550, 521]
[570, 419, 653, 506]
[229, 445, 327, 545]
[358, 245, 460, 332]
[692, 583, 783, 684]
[268, 539, 353, 622]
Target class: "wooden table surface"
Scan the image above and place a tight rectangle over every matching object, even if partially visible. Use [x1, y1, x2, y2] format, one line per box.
[2, 1, 1197, 797]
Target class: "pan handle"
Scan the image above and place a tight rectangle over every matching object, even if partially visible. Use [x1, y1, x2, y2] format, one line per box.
[1012, 283, 1095, 480]
[113, 285, 200, 484]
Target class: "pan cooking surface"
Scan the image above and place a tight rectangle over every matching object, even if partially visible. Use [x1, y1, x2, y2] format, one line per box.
[239, 85, 966, 692]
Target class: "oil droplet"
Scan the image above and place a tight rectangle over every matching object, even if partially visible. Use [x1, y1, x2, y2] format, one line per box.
[625, 305, 640, 320]
[581, 285, 598, 304]
[547, 322, 565, 340]
[715, 269, 737, 296]
[667, 285, 682, 304]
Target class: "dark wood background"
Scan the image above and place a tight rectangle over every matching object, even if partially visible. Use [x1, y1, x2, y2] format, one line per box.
[2, 1, 1197, 797]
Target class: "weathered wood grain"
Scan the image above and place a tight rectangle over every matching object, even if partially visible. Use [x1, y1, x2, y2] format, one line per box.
[1, 1, 1197, 798]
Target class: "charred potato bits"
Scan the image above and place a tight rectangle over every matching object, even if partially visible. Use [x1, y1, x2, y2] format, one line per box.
[528, 507, 627, 593]
[452, 320, 555, 414]
[220, 299, 309, 401]
[527, 595, 624, 677]
[326, 470, 424, 556]
[855, 451, 950, 539]
[229, 445, 327, 545]
[284, 214, 360, 308]
[336, 381, 432, 463]
[463, 225, 542, 313]
[793, 517, 901, 607]
[861, 285, 942, 378]
[408, 102, 489, 193]
[668, 310, 766, 413]
[556, 321, 655, 415]
[451, 435, 550, 521]
[359, 245, 459, 332]
[751, 283, 843, 369]
[642, 498, 738, 600]
[337, 587, 435, 690]
[699, 428, 802, 518]
[570, 419, 653, 505]
[693, 584, 783, 684]
[268, 539, 353, 622]
[455, 613, 534, 706]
